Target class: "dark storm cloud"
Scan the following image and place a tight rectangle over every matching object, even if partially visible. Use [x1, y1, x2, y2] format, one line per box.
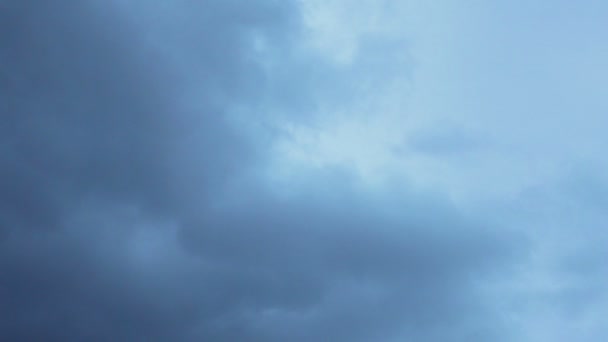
[0, 0, 296, 226]
[0, 1, 524, 341]
[179, 176, 523, 341]
[1, 0, 179, 226]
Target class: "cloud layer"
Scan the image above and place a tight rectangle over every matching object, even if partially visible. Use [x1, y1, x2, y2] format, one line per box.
[1, 0, 607, 341]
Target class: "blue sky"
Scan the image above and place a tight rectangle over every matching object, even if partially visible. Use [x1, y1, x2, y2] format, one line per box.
[1, 1, 607, 341]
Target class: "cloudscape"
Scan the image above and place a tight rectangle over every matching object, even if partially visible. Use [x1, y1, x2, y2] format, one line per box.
[1, 1, 607, 341]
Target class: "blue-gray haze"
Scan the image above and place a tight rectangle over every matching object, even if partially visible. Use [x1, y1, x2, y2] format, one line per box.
[1, 1, 607, 341]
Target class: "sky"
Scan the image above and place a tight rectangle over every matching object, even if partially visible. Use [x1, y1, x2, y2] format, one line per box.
[1, 1, 607, 341]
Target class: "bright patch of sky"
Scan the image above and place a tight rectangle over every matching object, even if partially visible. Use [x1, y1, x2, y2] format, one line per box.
[276, 0, 608, 206]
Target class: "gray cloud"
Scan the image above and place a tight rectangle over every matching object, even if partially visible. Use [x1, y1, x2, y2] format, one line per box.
[178, 175, 523, 341]
[0, 1, 526, 341]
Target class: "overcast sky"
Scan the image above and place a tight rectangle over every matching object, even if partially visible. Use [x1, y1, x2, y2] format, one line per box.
[1, 1, 607, 341]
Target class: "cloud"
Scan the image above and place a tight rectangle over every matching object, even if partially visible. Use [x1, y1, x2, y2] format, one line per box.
[0, 172, 523, 341]
[498, 165, 608, 341]
[178, 173, 524, 341]
[0, 1, 297, 339]
[7, 0, 607, 341]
